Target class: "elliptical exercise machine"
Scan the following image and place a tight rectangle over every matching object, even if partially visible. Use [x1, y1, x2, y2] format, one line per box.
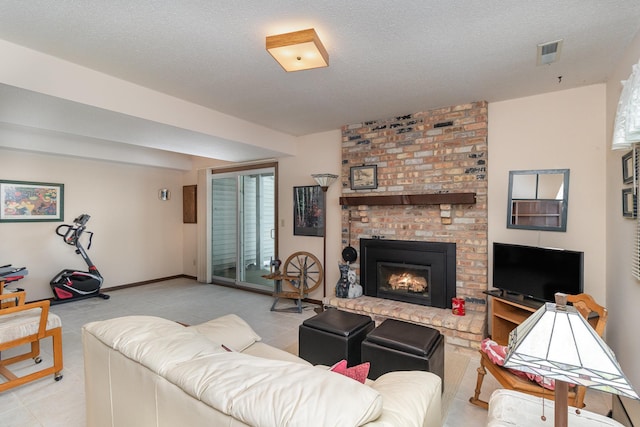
[50, 214, 109, 302]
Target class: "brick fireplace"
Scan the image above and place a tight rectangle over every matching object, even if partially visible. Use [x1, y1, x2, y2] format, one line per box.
[324, 101, 488, 351]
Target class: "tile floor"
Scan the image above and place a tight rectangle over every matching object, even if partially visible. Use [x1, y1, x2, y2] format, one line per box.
[0, 278, 613, 426]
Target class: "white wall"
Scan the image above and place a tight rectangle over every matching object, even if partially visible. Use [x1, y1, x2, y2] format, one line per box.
[606, 30, 640, 389]
[0, 148, 185, 301]
[488, 84, 607, 304]
[277, 130, 342, 301]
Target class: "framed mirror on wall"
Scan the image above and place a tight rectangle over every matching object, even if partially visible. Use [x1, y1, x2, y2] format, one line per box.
[507, 169, 570, 232]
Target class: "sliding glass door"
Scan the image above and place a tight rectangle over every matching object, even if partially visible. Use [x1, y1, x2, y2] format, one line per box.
[211, 166, 276, 290]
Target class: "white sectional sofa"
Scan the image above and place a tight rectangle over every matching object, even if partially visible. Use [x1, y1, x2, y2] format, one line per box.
[82, 314, 442, 427]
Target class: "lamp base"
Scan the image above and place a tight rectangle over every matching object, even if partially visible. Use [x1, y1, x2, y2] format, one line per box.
[554, 380, 569, 427]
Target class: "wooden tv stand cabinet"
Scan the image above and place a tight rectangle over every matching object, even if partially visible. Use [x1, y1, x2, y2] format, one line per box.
[485, 291, 543, 345]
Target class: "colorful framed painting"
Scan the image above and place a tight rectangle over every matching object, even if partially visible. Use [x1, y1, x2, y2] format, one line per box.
[0, 180, 64, 222]
[293, 185, 324, 237]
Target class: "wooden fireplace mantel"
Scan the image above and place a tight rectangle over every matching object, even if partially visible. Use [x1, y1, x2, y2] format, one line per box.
[339, 192, 476, 206]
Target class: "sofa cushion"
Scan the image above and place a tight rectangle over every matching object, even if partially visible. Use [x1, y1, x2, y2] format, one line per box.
[0, 308, 61, 343]
[189, 313, 262, 352]
[242, 341, 312, 365]
[83, 315, 226, 376]
[167, 351, 383, 426]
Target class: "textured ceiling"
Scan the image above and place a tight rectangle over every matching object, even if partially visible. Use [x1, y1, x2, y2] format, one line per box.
[0, 1, 639, 158]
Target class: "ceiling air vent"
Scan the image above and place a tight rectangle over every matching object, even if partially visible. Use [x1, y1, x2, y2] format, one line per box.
[537, 39, 563, 66]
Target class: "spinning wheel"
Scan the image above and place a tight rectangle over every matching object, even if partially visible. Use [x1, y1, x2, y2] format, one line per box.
[283, 251, 324, 295]
[264, 251, 323, 313]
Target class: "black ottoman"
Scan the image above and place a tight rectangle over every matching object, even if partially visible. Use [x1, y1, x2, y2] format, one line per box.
[299, 308, 374, 366]
[361, 319, 444, 389]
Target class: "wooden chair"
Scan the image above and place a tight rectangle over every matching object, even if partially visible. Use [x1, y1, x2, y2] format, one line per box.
[0, 291, 63, 392]
[469, 293, 607, 409]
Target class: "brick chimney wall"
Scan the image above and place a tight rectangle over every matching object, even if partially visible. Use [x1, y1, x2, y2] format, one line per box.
[341, 101, 488, 312]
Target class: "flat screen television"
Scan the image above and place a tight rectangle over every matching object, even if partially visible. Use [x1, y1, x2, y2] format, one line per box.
[493, 242, 584, 302]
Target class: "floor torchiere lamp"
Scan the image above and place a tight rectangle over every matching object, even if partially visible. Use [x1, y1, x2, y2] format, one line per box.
[311, 173, 338, 298]
[503, 293, 639, 427]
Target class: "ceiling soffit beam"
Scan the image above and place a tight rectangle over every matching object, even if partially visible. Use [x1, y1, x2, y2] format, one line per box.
[0, 39, 297, 158]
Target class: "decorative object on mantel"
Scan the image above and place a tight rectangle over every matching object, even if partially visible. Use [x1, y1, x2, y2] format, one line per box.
[311, 173, 339, 297]
[339, 192, 476, 206]
[266, 28, 328, 72]
[612, 59, 640, 150]
[350, 165, 378, 190]
[503, 292, 639, 427]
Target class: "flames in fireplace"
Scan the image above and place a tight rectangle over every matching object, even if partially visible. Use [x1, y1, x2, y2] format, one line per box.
[379, 262, 430, 296]
[388, 272, 428, 293]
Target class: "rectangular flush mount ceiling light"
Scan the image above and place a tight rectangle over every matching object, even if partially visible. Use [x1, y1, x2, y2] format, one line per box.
[266, 28, 329, 72]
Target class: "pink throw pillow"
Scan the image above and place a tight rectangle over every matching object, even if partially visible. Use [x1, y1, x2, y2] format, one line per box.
[480, 338, 555, 390]
[330, 359, 370, 384]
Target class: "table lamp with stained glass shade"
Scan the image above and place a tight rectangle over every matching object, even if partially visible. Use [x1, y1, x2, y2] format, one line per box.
[503, 293, 639, 427]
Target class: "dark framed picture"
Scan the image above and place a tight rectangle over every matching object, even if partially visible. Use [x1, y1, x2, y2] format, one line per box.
[350, 165, 378, 190]
[622, 188, 637, 218]
[622, 150, 635, 184]
[0, 180, 64, 222]
[293, 185, 324, 236]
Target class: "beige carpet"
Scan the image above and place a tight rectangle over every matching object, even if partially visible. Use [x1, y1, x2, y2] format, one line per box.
[283, 343, 470, 416]
[442, 351, 470, 415]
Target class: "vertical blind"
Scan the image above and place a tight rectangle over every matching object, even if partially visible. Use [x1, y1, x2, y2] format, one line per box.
[633, 148, 640, 280]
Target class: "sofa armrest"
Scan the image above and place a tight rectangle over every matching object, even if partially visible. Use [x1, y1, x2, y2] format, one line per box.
[367, 371, 441, 427]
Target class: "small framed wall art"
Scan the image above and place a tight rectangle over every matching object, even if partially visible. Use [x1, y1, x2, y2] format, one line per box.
[183, 185, 197, 224]
[350, 164, 378, 190]
[0, 180, 64, 222]
[622, 188, 637, 218]
[622, 150, 635, 184]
